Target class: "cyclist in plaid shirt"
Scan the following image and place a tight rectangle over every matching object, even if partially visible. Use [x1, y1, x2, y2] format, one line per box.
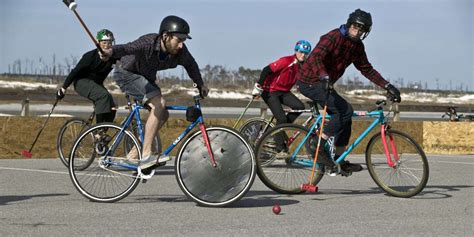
[296, 9, 401, 173]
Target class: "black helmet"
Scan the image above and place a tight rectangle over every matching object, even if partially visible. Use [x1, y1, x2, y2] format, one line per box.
[159, 15, 191, 39]
[346, 9, 372, 40]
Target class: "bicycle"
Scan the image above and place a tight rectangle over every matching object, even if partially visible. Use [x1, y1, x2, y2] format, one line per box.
[234, 97, 320, 146]
[56, 95, 161, 167]
[255, 96, 429, 198]
[441, 106, 474, 122]
[68, 95, 256, 206]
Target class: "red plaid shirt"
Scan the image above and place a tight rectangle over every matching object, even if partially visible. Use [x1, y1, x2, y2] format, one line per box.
[297, 27, 388, 88]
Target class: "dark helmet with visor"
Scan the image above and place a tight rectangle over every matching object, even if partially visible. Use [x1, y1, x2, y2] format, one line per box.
[346, 9, 372, 40]
[159, 15, 191, 40]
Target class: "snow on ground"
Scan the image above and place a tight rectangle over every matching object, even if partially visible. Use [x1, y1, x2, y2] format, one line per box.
[0, 80, 57, 90]
[1, 80, 473, 104]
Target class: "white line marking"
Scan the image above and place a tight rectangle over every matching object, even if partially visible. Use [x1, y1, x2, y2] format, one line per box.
[0, 166, 69, 175]
[427, 161, 474, 165]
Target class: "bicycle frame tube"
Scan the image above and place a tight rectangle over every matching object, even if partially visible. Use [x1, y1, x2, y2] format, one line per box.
[106, 105, 142, 158]
[334, 110, 384, 164]
[381, 124, 399, 167]
[166, 103, 217, 166]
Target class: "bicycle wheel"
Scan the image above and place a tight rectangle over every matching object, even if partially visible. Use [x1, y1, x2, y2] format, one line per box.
[238, 118, 274, 146]
[366, 129, 429, 198]
[69, 123, 142, 202]
[175, 126, 256, 207]
[57, 118, 90, 167]
[255, 124, 319, 194]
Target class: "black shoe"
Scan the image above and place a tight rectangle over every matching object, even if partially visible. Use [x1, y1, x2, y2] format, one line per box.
[340, 161, 363, 172]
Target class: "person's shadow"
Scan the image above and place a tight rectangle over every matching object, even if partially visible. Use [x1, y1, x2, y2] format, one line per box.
[0, 193, 69, 205]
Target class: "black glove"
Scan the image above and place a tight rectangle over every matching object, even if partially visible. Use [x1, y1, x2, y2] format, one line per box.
[56, 88, 66, 100]
[385, 84, 401, 102]
[320, 76, 334, 91]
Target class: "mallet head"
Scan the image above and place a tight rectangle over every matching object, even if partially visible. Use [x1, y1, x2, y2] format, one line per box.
[63, 0, 77, 10]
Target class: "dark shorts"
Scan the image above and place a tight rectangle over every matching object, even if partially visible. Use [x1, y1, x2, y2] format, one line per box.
[112, 67, 161, 104]
[74, 79, 116, 114]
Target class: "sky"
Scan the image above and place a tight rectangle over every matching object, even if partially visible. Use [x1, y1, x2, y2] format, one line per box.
[1, 0, 473, 91]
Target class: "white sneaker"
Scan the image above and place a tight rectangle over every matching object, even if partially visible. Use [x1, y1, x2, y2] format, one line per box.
[139, 154, 172, 170]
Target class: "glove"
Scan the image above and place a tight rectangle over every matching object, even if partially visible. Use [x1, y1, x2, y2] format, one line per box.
[56, 88, 66, 100]
[320, 76, 334, 91]
[251, 83, 263, 97]
[199, 85, 209, 98]
[252, 83, 263, 96]
[385, 84, 401, 102]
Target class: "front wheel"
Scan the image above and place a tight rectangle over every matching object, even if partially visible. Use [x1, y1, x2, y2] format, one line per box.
[238, 118, 274, 146]
[57, 118, 90, 167]
[175, 126, 256, 207]
[366, 129, 429, 198]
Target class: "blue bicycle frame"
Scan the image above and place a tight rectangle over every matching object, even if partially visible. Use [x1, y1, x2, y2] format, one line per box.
[291, 109, 387, 167]
[105, 96, 216, 170]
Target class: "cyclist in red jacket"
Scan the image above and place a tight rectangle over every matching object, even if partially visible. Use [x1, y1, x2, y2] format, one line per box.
[296, 9, 401, 173]
[252, 40, 312, 155]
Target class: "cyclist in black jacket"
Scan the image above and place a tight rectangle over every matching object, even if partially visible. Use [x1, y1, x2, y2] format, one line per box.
[56, 29, 117, 124]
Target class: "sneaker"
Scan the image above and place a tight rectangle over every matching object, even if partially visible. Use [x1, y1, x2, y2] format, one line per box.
[340, 161, 363, 172]
[139, 154, 172, 170]
[274, 151, 290, 160]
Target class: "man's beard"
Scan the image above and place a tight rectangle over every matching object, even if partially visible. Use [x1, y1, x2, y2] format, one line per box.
[165, 41, 180, 55]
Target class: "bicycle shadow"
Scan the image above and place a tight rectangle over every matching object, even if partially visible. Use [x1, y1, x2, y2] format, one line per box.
[123, 190, 300, 209]
[0, 193, 69, 205]
[408, 185, 474, 199]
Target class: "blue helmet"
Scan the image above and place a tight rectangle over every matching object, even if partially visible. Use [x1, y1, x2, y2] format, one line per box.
[294, 40, 312, 54]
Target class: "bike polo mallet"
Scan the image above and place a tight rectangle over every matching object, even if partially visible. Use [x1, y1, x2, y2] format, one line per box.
[21, 99, 59, 158]
[233, 96, 255, 129]
[301, 82, 332, 192]
[62, 0, 104, 54]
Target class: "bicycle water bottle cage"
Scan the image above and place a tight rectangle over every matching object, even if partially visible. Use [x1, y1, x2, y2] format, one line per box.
[186, 106, 202, 122]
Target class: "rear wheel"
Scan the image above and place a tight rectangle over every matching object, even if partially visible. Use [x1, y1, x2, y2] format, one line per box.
[255, 124, 320, 194]
[69, 123, 141, 202]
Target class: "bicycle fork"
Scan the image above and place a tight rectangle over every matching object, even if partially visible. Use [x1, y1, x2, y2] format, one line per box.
[381, 125, 400, 168]
[199, 124, 217, 167]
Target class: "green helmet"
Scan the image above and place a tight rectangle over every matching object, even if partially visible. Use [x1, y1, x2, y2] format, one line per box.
[96, 29, 115, 42]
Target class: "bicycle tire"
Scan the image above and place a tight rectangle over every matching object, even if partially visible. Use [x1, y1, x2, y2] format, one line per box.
[238, 118, 274, 146]
[69, 123, 141, 202]
[175, 126, 256, 207]
[57, 118, 90, 167]
[365, 129, 429, 198]
[255, 123, 319, 194]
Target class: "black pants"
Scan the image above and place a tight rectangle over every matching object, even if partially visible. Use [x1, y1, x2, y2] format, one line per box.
[74, 78, 116, 123]
[261, 91, 304, 152]
[261, 91, 305, 125]
[296, 80, 353, 147]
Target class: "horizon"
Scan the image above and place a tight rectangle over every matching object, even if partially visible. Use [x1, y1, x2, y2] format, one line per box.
[1, 0, 472, 91]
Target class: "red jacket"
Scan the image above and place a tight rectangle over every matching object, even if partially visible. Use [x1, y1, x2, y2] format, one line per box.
[263, 55, 299, 92]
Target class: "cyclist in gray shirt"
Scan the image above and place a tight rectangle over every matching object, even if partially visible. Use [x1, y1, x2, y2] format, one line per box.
[101, 15, 209, 170]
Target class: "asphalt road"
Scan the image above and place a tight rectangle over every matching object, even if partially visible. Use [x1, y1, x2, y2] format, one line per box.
[0, 154, 472, 236]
